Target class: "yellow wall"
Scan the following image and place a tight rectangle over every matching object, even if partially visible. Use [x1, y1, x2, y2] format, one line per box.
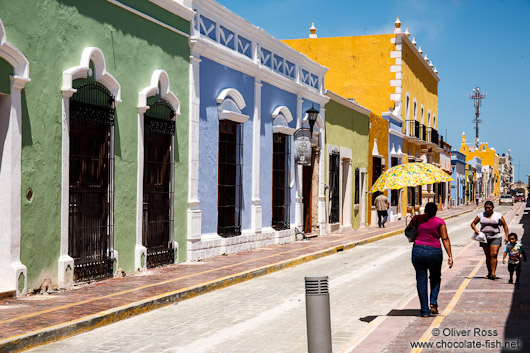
[283, 35, 395, 116]
[460, 134, 501, 196]
[401, 42, 439, 129]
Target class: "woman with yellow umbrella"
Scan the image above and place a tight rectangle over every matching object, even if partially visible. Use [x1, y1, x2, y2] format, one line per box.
[371, 162, 454, 317]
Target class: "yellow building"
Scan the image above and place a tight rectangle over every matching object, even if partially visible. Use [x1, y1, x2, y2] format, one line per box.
[283, 18, 443, 216]
[460, 132, 500, 196]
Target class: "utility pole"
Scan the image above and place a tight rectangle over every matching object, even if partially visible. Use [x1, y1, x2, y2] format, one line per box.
[469, 86, 486, 148]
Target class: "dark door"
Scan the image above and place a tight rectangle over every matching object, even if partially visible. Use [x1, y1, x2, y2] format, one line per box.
[302, 148, 316, 234]
[218, 120, 242, 237]
[143, 99, 175, 268]
[272, 133, 290, 230]
[69, 82, 114, 282]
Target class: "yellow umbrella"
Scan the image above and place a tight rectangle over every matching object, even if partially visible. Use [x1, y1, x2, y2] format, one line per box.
[370, 162, 453, 193]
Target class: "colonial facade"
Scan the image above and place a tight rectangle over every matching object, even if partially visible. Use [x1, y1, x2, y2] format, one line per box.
[187, 0, 328, 260]
[324, 91, 370, 232]
[282, 18, 444, 219]
[459, 132, 500, 196]
[0, 0, 193, 295]
[451, 151, 466, 207]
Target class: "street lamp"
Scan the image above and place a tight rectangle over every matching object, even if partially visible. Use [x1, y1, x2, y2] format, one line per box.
[306, 105, 319, 136]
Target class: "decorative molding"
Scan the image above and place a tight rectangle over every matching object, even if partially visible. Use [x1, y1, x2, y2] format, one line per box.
[107, 0, 190, 38]
[136, 70, 180, 270]
[397, 33, 440, 82]
[62, 47, 121, 102]
[138, 70, 181, 115]
[190, 37, 328, 105]
[325, 90, 371, 115]
[59, 47, 120, 287]
[148, 0, 195, 21]
[0, 19, 30, 81]
[0, 18, 29, 295]
[218, 110, 250, 123]
[272, 105, 294, 123]
[272, 125, 295, 135]
[216, 88, 246, 110]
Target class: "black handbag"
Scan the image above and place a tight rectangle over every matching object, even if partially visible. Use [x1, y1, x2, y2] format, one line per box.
[405, 215, 418, 242]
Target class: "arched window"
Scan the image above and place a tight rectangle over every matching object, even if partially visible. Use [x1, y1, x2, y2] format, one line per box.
[143, 99, 176, 268]
[271, 106, 294, 230]
[61, 47, 121, 285]
[217, 88, 248, 237]
[69, 81, 115, 282]
[137, 70, 180, 270]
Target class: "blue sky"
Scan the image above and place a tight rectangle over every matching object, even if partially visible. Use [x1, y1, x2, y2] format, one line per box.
[219, 0, 530, 181]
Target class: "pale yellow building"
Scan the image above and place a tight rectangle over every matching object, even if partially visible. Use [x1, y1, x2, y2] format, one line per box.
[460, 132, 500, 196]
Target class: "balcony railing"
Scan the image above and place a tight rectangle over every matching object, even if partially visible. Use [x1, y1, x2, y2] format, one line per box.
[431, 128, 439, 145]
[405, 120, 421, 139]
[405, 122, 440, 147]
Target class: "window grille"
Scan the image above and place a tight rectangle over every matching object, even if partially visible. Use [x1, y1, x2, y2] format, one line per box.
[218, 120, 242, 237]
[272, 133, 290, 230]
[69, 82, 114, 282]
[329, 151, 340, 223]
[354, 167, 360, 204]
[143, 99, 175, 268]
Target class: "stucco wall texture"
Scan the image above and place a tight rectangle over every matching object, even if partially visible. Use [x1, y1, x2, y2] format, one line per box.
[401, 42, 438, 129]
[283, 35, 395, 117]
[0, 0, 190, 289]
[325, 99, 369, 229]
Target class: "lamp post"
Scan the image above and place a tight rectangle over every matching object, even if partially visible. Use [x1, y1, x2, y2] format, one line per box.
[306, 105, 319, 138]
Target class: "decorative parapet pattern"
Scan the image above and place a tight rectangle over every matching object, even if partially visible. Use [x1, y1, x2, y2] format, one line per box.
[195, 9, 322, 92]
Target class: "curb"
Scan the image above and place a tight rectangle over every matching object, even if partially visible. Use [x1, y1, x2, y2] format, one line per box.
[0, 207, 482, 352]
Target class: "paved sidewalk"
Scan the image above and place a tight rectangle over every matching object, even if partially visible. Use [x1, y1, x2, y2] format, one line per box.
[0, 201, 493, 352]
[349, 200, 528, 353]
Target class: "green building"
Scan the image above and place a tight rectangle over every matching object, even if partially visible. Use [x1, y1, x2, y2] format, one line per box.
[324, 91, 370, 232]
[0, 0, 193, 296]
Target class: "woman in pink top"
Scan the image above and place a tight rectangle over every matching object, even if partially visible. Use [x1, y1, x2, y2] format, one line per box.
[407, 202, 453, 317]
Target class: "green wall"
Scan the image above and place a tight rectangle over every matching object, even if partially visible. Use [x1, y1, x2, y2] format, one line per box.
[0, 0, 190, 289]
[325, 99, 369, 229]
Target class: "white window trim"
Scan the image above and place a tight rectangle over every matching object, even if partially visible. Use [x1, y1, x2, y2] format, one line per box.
[272, 105, 295, 135]
[0, 18, 30, 296]
[135, 70, 181, 271]
[59, 47, 121, 288]
[219, 110, 249, 123]
[413, 98, 417, 121]
[405, 92, 410, 120]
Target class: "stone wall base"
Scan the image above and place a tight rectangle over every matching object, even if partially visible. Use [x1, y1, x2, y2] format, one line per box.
[187, 228, 295, 261]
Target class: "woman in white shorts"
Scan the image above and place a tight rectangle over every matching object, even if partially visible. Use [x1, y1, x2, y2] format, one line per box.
[471, 201, 509, 280]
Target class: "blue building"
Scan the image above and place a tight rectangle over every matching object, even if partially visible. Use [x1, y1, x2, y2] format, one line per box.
[451, 151, 466, 207]
[187, 0, 329, 260]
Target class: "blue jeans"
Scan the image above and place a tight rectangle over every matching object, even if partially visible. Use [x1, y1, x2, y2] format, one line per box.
[412, 245, 443, 316]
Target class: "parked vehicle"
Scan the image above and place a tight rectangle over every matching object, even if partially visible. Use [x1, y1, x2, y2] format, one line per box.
[515, 192, 525, 202]
[499, 194, 514, 206]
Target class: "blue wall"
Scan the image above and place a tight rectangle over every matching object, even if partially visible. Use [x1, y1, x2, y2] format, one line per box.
[260, 82, 297, 227]
[198, 57, 254, 234]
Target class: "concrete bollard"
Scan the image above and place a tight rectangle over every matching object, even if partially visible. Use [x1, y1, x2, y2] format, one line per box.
[305, 275, 332, 353]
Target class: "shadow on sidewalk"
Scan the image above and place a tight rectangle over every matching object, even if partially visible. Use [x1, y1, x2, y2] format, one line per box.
[359, 309, 421, 323]
[502, 198, 530, 352]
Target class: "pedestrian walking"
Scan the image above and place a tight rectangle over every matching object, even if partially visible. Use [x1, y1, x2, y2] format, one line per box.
[407, 202, 453, 317]
[503, 233, 527, 285]
[374, 193, 389, 228]
[471, 200, 509, 280]
[475, 192, 479, 206]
